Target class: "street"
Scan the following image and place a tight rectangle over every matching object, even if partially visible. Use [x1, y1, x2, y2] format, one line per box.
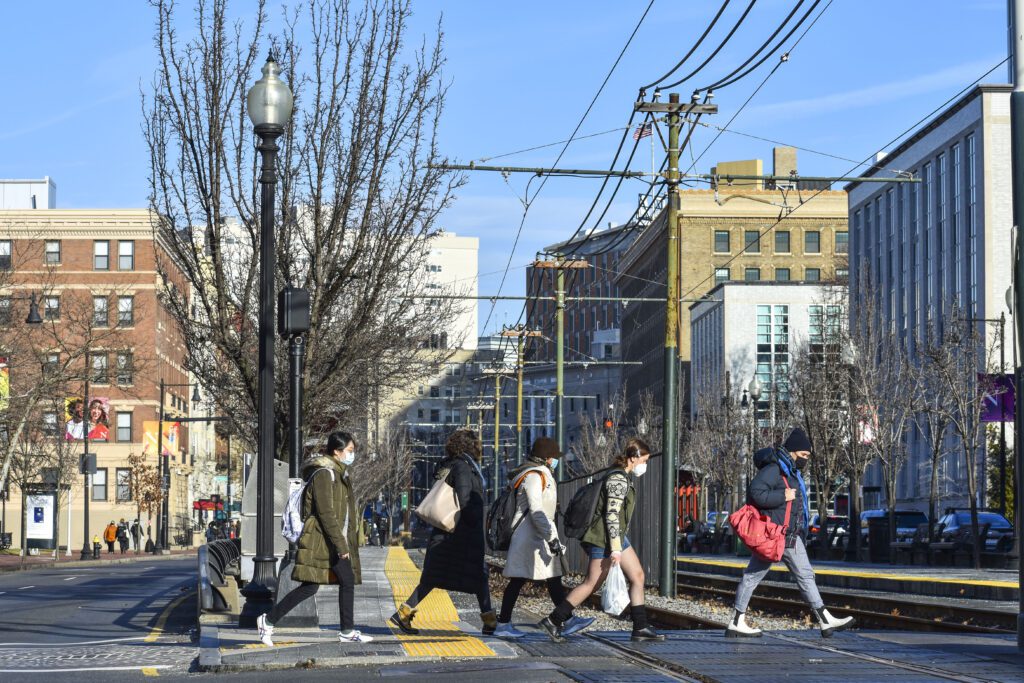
[0, 558, 197, 679]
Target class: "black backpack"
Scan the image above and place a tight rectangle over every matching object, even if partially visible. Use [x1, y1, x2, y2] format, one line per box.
[562, 471, 612, 540]
[486, 468, 545, 552]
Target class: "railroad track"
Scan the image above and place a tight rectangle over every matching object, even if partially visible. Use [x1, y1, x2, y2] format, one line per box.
[674, 570, 1015, 634]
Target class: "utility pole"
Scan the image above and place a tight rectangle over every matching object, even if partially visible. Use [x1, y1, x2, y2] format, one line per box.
[533, 257, 588, 481]
[482, 368, 512, 499]
[636, 92, 686, 598]
[501, 325, 543, 466]
[1009, 0, 1024, 651]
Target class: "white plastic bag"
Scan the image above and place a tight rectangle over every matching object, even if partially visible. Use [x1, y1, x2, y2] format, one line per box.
[601, 564, 630, 616]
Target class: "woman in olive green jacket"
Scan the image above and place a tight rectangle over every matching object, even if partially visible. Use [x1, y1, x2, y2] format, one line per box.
[257, 431, 371, 645]
[539, 438, 664, 643]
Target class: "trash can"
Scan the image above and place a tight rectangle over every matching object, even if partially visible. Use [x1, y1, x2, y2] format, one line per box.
[867, 517, 890, 563]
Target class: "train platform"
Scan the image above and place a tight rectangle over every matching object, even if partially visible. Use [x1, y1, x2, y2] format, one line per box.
[679, 553, 1020, 601]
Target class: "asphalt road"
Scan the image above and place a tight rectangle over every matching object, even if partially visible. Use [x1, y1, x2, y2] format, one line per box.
[0, 557, 198, 679]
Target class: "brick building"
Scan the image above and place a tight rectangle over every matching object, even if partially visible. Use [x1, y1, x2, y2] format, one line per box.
[617, 148, 849, 420]
[0, 199, 197, 554]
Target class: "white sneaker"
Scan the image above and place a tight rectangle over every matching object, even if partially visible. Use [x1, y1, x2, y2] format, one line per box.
[256, 613, 275, 646]
[339, 629, 374, 643]
[561, 615, 595, 637]
[724, 610, 762, 638]
[493, 622, 526, 639]
[815, 608, 854, 638]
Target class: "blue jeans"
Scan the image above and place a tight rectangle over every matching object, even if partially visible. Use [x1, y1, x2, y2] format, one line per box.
[582, 537, 631, 560]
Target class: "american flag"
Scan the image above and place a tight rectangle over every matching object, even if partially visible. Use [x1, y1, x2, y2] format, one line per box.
[632, 122, 653, 141]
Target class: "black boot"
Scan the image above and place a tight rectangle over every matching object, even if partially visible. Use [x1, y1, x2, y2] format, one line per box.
[630, 605, 665, 642]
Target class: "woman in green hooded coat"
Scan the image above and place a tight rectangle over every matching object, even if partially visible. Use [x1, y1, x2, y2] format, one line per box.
[256, 431, 371, 645]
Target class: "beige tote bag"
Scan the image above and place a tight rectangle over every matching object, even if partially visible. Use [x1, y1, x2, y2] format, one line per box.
[415, 469, 460, 532]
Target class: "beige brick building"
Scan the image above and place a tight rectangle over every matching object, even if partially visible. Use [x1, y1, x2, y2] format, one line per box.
[0, 206, 199, 555]
[617, 149, 848, 417]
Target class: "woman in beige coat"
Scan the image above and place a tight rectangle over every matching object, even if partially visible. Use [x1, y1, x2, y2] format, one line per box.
[494, 438, 594, 639]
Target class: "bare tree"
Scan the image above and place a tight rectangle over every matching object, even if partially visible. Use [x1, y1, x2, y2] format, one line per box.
[689, 375, 747, 528]
[143, 0, 466, 460]
[849, 282, 915, 551]
[572, 391, 626, 476]
[787, 298, 848, 557]
[912, 343, 956, 532]
[918, 314, 1001, 569]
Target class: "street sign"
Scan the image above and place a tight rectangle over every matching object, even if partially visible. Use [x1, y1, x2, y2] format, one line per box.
[401, 492, 408, 510]
[79, 453, 97, 475]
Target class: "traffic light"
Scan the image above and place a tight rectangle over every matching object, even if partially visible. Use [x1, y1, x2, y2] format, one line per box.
[603, 417, 614, 431]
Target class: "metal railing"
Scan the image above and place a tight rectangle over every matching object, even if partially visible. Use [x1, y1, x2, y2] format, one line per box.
[198, 538, 241, 613]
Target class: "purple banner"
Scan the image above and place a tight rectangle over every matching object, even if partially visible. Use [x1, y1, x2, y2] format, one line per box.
[981, 373, 1015, 423]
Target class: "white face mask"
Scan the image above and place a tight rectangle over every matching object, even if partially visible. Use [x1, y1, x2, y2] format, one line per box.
[633, 463, 648, 477]
[340, 451, 355, 466]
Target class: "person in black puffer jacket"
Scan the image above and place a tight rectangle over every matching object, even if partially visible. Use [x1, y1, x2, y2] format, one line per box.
[726, 428, 855, 639]
[389, 429, 497, 636]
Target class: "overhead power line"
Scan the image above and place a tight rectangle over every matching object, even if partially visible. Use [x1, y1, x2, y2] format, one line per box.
[640, 0, 733, 92]
[658, 0, 758, 91]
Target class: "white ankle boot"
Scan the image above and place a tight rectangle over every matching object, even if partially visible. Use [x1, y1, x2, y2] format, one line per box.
[815, 607, 854, 637]
[725, 610, 762, 638]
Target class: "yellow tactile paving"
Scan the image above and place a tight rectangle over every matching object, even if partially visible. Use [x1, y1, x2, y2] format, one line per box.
[678, 555, 1019, 588]
[384, 546, 496, 658]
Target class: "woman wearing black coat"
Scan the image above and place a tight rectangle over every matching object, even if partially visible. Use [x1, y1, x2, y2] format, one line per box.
[390, 429, 496, 635]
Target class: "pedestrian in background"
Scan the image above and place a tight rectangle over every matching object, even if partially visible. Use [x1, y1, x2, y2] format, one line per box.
[726, 428, 854, 638]
[390, 429, 496, 636]
[495, 438, 594, 639]
[117, 519, 130, 554]
[130, 519, 142, 551]
[103, 521, 118, 554]
[541, 438, 664, 643]
[257, 430, 372, 645]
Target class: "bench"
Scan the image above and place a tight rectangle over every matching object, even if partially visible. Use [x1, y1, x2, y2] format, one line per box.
[890, 523, 929, 564]
[929, 523, 990, 566]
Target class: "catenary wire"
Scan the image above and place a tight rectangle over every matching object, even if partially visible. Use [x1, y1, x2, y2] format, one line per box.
[658, 0, 758, 91]
[471, 124, 634, 164]
[640, 0, 733, 91]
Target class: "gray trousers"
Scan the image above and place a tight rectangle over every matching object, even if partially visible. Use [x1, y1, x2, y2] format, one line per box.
[734, 536, 823, 613]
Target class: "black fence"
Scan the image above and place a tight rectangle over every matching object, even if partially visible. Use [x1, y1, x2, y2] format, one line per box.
[555, 453, 667, 585]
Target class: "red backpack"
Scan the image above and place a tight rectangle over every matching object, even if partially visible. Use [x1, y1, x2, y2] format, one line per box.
[728, 474, 792, 562]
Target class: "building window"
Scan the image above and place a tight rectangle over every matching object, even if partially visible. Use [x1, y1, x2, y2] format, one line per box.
[744, 230, 760, 254]
[90, 353, 109, 384]
[805, 268, 821, 282]
[804, 230, 821, 254]
[714, 267, 730, 285]
[116, 352, 133, 386]
[44, 295, 60, 321]
[425, 264, 442, 273]
[43, 411, 59, 436]
[94, 241, 110, 270]
[92, 468, 108, 501]
[43, 352, 59, 378]
[755, 304, 790, 422]
[0, 297, 10, 325]
[713, 231, 730, 253]
[116, 411, 132, 442]
[116, 468, 132, 502]
[775, 268, 790, 282]
[118, 241, 135, 270]
[0, 240, 10, 270]
[429, 386, 440, 398]
[836, 268, 849, 281]
[429, 409, 440, 423]
[774, 231, 790, 253]
[93, 296, 109, 327]
[117, 296, 134, 326]
[835, 231, 848, 254]
[744, 267, 760, 282]
[45, 240, 61, 264]
[416, 408, 424, 419]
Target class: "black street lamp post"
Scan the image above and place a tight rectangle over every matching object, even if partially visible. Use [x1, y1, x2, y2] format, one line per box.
[239, 52, 293, 619]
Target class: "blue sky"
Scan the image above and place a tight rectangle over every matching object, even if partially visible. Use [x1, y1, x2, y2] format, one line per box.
[0, 1, 1009, 335]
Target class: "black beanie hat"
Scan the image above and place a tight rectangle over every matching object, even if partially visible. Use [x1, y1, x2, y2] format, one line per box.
[783, 427, 812, 454]
[529, 437, 561, 463]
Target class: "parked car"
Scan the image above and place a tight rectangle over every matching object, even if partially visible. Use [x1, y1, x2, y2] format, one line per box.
[806, 516, 847, 548]
[860, 509, 929, 542]
[937, 509, 1014, 551]
[706, 511, 730, 529]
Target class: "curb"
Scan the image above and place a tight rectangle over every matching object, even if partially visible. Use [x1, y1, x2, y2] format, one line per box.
[0, 551, 197, 574]
[198, 623, 223, 671]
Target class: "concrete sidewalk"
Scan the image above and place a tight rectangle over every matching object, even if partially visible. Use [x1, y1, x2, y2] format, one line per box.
[199, 546, 518, 672]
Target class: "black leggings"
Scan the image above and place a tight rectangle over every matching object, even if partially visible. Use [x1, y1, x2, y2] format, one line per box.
[498, 576, 566, 623]
[405, 581, 492, 613]
[268, 556, 356, 631]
